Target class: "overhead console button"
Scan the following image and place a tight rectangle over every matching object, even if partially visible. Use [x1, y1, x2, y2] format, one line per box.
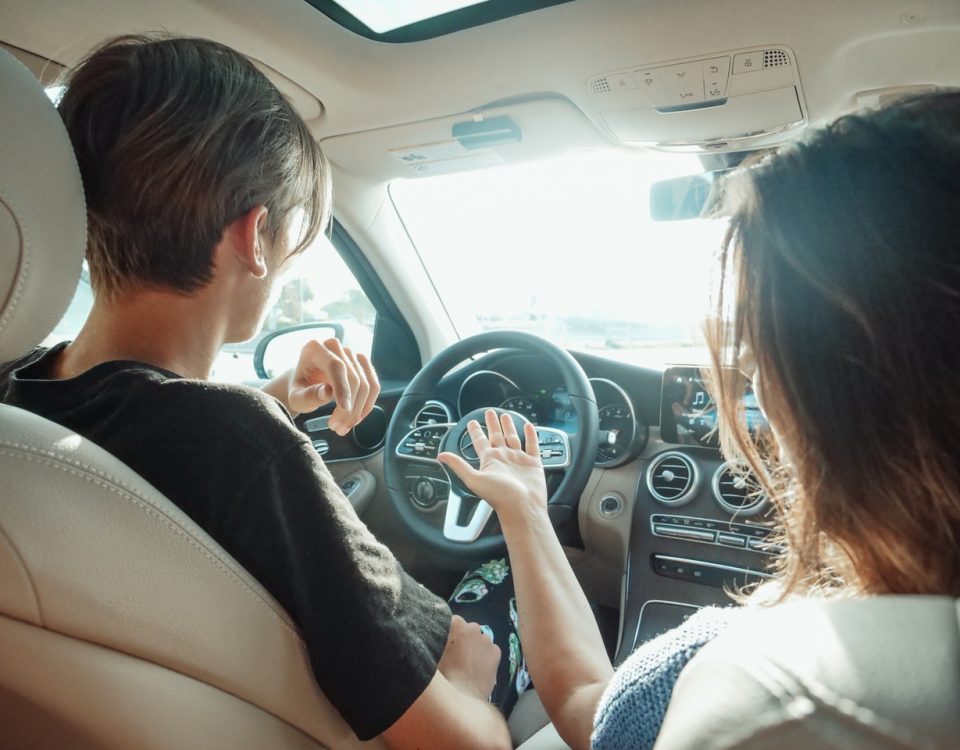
[633, 66, 669, 106]
[662, 62, 704, 104]
[702, 56, 731, 98]
[732, 51, 763, 74]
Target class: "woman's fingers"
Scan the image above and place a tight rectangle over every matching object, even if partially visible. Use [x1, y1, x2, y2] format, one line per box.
[500, 412, 522, 449]
[466, 419, 490, 452]
[484, 409, 504, 447]
[524, 422, 541, 458]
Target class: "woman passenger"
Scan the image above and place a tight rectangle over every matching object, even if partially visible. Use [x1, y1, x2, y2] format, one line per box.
[439, 89, 960, 749]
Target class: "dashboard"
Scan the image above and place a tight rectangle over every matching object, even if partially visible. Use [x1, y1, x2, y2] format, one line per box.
[452, 363, 647, 468]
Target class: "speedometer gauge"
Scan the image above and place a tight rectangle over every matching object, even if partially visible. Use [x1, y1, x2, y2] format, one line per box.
[597, 404, 634, 463]
[500, 396, 541, 424]
[590, 377, 641, 467]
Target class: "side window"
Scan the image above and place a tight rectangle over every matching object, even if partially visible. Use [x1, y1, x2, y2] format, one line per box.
[212, 234, 377, 383]
[45, 238, 378, 384]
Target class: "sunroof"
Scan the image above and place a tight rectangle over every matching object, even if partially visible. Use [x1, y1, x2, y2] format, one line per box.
[306, 0, 573, 42]
[334, 0, 490, 33]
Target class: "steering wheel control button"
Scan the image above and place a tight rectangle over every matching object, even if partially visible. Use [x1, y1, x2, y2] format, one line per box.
[395, 423, 454, 463]
[533, 426, 571, 469]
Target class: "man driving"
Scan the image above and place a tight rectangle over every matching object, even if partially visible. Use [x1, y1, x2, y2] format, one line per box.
[0, 35, 510, 750]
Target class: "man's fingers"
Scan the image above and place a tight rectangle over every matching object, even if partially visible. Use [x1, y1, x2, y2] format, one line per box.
[484, 409, 504, 447]
[343, 347, 369, 426]
[500, 413, 521, 449]
[524, 422, 541, 459]
[356, 353, 380, 419]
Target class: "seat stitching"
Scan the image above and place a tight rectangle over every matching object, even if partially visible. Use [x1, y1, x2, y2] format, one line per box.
[0, 612, 332, 749]
[0, 519, 44, 626]
[0, 188, 29, 337]
[0, 447, 303, 641]
[0, 437, 292, 621]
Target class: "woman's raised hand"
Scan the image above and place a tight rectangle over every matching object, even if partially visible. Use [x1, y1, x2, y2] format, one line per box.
[438, 409, 548, 523]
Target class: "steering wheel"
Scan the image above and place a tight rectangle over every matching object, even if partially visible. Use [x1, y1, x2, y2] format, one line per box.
[384, 330, 599, 563]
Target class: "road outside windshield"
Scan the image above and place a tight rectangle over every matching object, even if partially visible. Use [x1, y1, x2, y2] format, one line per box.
[390, 150, 728, 368]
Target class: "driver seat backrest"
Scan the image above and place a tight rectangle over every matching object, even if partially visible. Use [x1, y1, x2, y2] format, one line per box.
[0, 46, 382, 750]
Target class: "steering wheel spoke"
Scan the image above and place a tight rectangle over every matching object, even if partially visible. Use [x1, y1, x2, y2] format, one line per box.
[535, 426, 572, 471]
[383, 330, 598, 560]
[442, 488, 495, 543]
[394, 423, 456, 464]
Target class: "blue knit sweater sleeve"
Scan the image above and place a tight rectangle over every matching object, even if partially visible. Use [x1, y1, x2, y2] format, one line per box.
[591, 606, 738, 750]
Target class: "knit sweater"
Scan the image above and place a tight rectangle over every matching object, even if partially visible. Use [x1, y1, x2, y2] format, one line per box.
[591, 606, 739, 750]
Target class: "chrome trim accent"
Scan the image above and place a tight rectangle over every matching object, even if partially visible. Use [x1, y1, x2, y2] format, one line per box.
[645, 451, 700, 505]
[393, 422, 456, 464]
[648, 512, 773, 554]
[457, 369, 520, 418]
[412, 399, 453, 428]
[535, 426, 572, 470]
[351, 405, 388, 451]
[590, 377, 638, 467]
[304, 415, 330, 433]
[711, 462, 768, 517]
[443, 488, 495, 543]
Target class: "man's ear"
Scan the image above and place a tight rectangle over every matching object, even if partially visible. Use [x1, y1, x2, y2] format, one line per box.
[222, 205, 270, 279]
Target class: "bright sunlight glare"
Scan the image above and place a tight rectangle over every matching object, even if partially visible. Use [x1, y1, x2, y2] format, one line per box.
[390, 148, 728, 367]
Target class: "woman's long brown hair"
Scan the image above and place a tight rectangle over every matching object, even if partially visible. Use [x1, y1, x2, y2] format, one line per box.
[706, 90, 960, 601]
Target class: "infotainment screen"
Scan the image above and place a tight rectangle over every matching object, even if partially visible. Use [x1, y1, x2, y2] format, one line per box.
[660, 366, 767, 447]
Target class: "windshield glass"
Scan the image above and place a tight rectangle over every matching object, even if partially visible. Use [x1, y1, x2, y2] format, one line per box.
[390, 149, 727, 367]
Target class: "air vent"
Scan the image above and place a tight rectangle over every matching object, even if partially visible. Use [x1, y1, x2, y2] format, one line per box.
[591, 77, 612, 94]
[413, 400, 452, 428]
[763, 49, 790, 68]
[646, 452, 699, 505]
[712, 463, 766, 515]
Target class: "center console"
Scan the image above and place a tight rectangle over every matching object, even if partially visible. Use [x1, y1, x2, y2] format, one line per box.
[614, 367, 776, 664]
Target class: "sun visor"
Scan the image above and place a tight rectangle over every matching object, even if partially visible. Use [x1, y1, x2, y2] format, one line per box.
[320, 96, 610, 180]
[587, 46, 807, 153]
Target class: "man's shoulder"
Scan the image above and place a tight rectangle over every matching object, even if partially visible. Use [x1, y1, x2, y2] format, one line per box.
[151, 377, 308, 453]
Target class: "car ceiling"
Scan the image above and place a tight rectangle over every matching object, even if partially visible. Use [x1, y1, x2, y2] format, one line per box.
[4, 0, 960, 141]
[3, 0, 960, 267]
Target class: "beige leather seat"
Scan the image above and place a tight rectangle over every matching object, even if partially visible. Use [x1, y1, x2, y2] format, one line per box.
[0, 47, 383, 750]
[518, 595, 960, 750]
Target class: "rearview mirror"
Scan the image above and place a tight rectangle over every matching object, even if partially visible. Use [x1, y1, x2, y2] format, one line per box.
[254, 322, 345, 380]
[649, 173, 714, 221]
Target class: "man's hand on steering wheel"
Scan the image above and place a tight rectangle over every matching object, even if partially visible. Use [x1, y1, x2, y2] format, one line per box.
[439, 409, 548, 524]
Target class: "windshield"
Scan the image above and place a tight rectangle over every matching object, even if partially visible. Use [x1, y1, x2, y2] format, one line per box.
[390, 149, 728, 367]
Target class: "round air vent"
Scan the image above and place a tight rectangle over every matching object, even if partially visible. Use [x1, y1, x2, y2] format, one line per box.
[413, 400, 452, 428]
[646, 452, 699, 505]
[352, 406, 387, 451]
[712, 463, 767, 516]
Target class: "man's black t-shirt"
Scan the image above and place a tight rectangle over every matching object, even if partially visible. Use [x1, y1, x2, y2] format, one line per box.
[0, 343, 451, 740]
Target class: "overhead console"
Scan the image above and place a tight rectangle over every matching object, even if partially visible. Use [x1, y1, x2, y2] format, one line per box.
[588, 46, 806, 152]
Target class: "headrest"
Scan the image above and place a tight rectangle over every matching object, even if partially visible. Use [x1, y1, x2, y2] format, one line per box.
[0, 48, 85, 362]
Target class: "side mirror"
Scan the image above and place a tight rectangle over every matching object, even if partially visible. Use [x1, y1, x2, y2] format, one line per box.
[649, 173, 715, 221]
[254, 322, 345, 380]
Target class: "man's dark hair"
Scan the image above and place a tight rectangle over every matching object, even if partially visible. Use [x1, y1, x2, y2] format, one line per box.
[58, 35, 330, 297]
